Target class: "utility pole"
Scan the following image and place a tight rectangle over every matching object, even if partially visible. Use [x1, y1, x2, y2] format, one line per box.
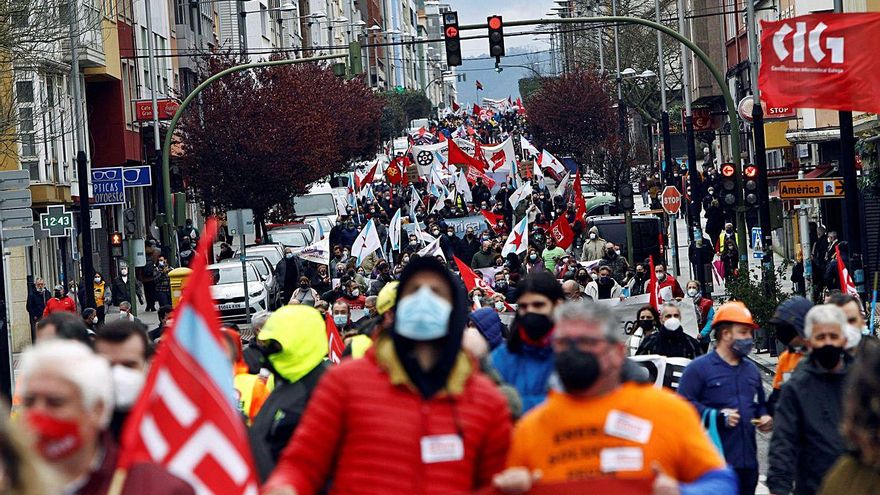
[69, 0, 95, 309]
[677, 0, 702, 284]
[834, 0, 865, 295]
[746, 0, 774, 290]
[655, 0, 673, 186]
[144, 0, 168, 266]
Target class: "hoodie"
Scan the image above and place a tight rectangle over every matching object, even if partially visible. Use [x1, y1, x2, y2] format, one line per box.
[249, 305, 330, 479]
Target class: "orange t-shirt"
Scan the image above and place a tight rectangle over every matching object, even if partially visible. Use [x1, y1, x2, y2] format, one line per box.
[507, 382, 725, 482]
[772, 350, 804, 390]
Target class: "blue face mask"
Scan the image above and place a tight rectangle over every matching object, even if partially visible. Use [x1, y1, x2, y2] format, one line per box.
[333, 314, 348, 327]
[731, 337, 754, 358]
[395, 285, 452, 341]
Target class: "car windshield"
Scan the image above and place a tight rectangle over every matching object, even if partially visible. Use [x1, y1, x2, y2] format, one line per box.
[293, 193, 336, 217]
[246, 258, 270, 278]
[210, 264, 259, 285]
[269, 230, 308, 248]
[245, 247, 282, 266]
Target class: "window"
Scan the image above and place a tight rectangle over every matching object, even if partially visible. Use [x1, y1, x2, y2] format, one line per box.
[11, 0, 29, 28]
[16, 80, 36, 157]
[175, 0, 187, 24]
[261, 5, 268, 37]
[16, 81, 33, 103]
[23, 161, 40, 180]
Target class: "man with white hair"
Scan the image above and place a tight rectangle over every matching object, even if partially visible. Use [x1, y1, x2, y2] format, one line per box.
[494, 301, 736, 495]
[767, 304, 851, 495]
[18, 340, 194, 494]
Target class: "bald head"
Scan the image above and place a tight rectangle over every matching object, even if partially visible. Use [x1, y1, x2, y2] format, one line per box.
[562, 280, 582, 301]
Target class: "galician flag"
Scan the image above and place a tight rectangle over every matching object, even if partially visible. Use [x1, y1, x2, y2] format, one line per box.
[351, 219, 381, 266]
[508, 181, 533, 209]
[389, 208, 402, 252]
[501, 217, 529, 257]
[538, 149, 565, 175]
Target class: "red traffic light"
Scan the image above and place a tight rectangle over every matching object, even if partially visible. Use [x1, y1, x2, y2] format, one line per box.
[110, 232, 123, 246]
[488, 16, 503, 30]
[445, 26, 458, 38]
[744, 165, 758, 178]
[721, 163, 735, 177]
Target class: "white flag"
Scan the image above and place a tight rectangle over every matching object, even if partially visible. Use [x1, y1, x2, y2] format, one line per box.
[418, 236, 446, 261]
[293, 236, 331, 265]
[351, 219, 381, 267]
[509, 182, 534, 209]
[533, 161, 546, 189]
[552, 171, 571, 197]
[482, 137, 516, 172]
[520, 136, 539, 158]
[455, 169, 473, 202]
[501, 217, 529, 257]
[389, 208, 402, 252]
[539, 149, 565, 175]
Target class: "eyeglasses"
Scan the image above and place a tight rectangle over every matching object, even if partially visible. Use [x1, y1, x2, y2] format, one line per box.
[93, 169, 119, 180]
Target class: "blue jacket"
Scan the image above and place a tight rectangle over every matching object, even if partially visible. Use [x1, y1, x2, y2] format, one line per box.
[490, 344, 555, 413]
[678, 351, 767, 469]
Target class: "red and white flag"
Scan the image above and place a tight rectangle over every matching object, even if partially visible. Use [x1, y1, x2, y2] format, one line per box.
[356, 161, 378, 188]
[452, 256, 514, 310]
[481, 138, 516, 172]
[649, 255, 663, 311]
[573, 170, 588, 226]
[448, 137, 486, 172]
[118, 219, 258, 494]
[836, 245, 861, 301]
[759, 13, 880, 114]
[549, 215, 575, 250]
[501, 217, 529, 257]
[538, 149, 566, 175]
[325, 312, 345, 364]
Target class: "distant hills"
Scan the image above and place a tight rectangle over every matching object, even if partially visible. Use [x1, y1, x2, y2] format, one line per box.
[455, 46, 555, 107]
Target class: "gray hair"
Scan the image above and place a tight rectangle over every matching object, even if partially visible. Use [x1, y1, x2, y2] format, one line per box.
[660, 301, 680, 316]
[251, 312, 270, 335]
[804, 304, 846, 339]
[365, 295, 378, 306]
[553, 301, 620, 343]
[119, 301, 132, 311]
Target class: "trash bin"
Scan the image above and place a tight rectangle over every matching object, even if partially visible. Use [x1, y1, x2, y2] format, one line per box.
[168, 267, 193, 307]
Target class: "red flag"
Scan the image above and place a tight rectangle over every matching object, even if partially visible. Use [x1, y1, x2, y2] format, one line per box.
[448, 137, 486, 172]
[759, 13, 880, 114]
[476, 80, 483, 91]
[507, 96, 513, 106]
[452, 256, 514, 310]
[480, 209, 505, 234]
[573, 170, 587, 226]
[386, 156, 410, 185]
[466, 164, 496, 188]
[118, 218, 258, 494]
[836, 245, 861, 301]
[648, 256, 662, 311]
[358, 162, 378, 188]
[549, 215, 575, 250]
[452, 101, 461, 112]
[325, 312, 345, 364]
[438, 133, 447, 143]
[472, 103, 480, 116]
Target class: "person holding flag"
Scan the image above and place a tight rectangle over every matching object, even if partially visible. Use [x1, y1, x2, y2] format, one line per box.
[350, 219, 382, 268]
[263, 257, 512, 495]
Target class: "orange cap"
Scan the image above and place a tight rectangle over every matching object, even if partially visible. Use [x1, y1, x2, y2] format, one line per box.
[712, 301, 758, 329]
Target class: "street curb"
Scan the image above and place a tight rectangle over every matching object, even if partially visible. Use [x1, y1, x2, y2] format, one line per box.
[747, 355, 776, 377]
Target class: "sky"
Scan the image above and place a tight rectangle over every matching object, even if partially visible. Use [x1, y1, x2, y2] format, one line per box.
[446, 0, 557, 57]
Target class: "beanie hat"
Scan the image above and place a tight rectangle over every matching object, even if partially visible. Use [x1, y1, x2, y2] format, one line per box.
[469, 307, 504, 350]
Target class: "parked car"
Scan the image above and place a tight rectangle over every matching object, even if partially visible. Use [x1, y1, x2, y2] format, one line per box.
[585, 214, 664, 266]
[244, 255, 282, 309]
[208, 261, 270, 326]
[268, 225, 313, 249]
[234, 243, 285, 267]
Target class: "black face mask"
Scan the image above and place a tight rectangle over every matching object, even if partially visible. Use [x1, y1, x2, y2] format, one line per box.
[555, 348, 601, 393]
[638, 320, 654, 331]
[54, 290, 62, 298]
[495, 281, 508, 290]
[518, 313, 555, 342]
[299, 283, 309, 289]
[812, 345, 844, 370]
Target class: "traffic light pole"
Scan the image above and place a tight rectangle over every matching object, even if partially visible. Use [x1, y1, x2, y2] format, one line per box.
[457, 15, 749, 265]
[160, 53, 348, 264]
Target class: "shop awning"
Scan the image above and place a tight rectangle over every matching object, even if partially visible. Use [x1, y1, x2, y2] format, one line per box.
[784, 127, 840, 143]
[803, 165, 834, 179]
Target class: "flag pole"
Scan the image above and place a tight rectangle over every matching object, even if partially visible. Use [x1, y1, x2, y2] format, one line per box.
[107, 469, 127, 495]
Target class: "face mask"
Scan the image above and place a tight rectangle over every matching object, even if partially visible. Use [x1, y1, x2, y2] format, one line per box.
[615, 249, 621, 256]
[529, 254, 538, 261]
[92, 317, 98, 324]
[636, 271, 645, 278]
[555, 348, 601, 393]
[286, 253, 294, 259]
[494, 301, 506, 312]
[94, 277, 101, 284]
[343, 251, 350, 258]
[333, 314, 348, 327]
[395, 286, 452, 341]
[518, 313, 555, 343]
[590, 273, 598, 281]
[54, 291, 62, 298]
[158, 262, 165, 268]
[656, 272, 666, 281]
[663, 318, 681, 331]
[25, 410, 83, 461]
[844, 324, 862, 350]
[351, 289, 360, 297]
[402, 257, 410, 263]
[687, 288, 699, 298]
[598, 276, 611, 285]
[410, 241, 419, 247]
[589, 233, 597, 240]
[638, 320, 654, 331]
[731, 337, 754, 358]
[119, 312, 129, 319]
[495, 281, 507, 290]
[812, 344, 844, 370]
[432, 230, 440, 236]
[606, 250, 616, 258]
[120, 269, 128, 276]
[112, 364, 146, 409]
[299, 282, 309, 289]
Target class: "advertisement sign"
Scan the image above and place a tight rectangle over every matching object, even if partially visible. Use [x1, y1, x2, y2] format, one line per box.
[92, 167, 125, 205]
[123, 165, 153, 187]
[135, 99, 180, 121]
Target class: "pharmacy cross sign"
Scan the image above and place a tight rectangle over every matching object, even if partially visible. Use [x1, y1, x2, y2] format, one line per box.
[40, 205, 74, 237]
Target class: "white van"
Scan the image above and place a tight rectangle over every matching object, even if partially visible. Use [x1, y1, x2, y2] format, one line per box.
[293, 183, 340, 224]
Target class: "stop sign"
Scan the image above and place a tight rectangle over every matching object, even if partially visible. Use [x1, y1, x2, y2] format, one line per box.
[661, 186, 682, 214]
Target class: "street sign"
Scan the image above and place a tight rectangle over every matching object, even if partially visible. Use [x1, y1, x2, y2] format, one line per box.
[227, 209, 255, 236]
[737, 96, 798, 123]
[778, 178, 844, 200]
[92, 167, 125, 205]
[90, 208, 102, 229]
[1, 227, 34, 248]
[39, 205, 74, 237]
[0, 189, 32, 209]
[134, 99, 180, 121]
[122, 165, 153, 187]
[751, 227, 764, 258]
[0, 170, 30, 191]
[661, 186, 682, 214]
[132, 238, 146, 267]
[0, 208, 33, 229]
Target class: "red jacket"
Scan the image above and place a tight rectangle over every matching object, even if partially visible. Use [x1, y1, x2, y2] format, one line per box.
[43, 296, 76, 317]
[263, 339, 511, 495]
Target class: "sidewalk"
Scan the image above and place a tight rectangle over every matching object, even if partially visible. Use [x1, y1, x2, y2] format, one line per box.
[748, 351, 779, 377]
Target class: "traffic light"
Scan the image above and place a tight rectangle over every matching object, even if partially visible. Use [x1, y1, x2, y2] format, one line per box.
[487, 15, 505, 60]
[123, 208, 137, 236]
[110, 232, 123, 258]
[743, 165, 759, 207]
[720, 163, 737, 207]
[443, 11, 462, 67]
[348, 40, 363, 77]
[618, 183, 634, 211]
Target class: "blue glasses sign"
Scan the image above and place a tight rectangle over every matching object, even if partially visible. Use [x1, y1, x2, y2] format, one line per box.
[122, 165, 152, 187]
[92, 167, 125, 205]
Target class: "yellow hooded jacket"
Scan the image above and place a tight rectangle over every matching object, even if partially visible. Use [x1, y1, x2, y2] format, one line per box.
[258, 305, 328, 383]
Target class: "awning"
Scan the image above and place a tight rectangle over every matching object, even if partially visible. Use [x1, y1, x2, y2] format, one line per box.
[804, 165, 834, 179]
[784, 127, 840, 143]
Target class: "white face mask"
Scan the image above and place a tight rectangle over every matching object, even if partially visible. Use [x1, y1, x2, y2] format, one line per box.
[351, 289, 360, 297]
[844, 324, 862, 350]
[120, 269, 128, 276]
[112, 364, 146, 409]
[494, 301, 506, 312]
[687, 288, 699, 298]
[92, 317, 98, 324]
[663, 317, 682, 331]
[589, 233, 597, 240]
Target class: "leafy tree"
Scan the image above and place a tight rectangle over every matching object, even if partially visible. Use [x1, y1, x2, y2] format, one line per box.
[379, 89, 432, 140]
[176, 55, 382, 229]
